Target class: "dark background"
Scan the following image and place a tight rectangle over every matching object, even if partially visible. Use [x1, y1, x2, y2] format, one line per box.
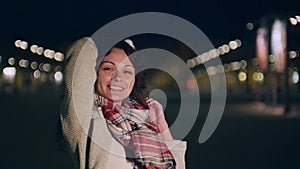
[1, 0, 300, 56]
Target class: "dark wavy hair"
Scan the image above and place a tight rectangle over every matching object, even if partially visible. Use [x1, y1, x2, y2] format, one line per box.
[99, 39, 150, 108]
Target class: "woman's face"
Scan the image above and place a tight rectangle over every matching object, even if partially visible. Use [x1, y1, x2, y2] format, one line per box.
[96, 48, 135, 104]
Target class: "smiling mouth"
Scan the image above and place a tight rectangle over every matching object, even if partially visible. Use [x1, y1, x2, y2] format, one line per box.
[108, 85, 124, 91]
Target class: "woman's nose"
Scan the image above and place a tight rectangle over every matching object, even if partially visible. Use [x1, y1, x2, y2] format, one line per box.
[112, 70, 122, 81]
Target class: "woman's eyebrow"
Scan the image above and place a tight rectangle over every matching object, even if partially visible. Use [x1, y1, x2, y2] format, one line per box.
[100, 61, 134, 68]
[125, 65, 134, 68]
[99, 61, 115, 66]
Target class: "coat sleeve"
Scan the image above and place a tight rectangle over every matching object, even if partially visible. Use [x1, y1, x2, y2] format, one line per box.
[60, 37, 110, 169]
[165, 140, 187, 169]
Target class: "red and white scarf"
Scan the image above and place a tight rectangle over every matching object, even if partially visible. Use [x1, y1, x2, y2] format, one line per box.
[95, 95, 176, 169]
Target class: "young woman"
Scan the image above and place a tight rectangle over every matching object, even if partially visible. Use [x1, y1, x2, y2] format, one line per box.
[60, 37, 186, 169]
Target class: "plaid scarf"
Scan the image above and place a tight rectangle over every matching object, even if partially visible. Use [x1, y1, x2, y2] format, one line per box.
[95, 95, 176, 169]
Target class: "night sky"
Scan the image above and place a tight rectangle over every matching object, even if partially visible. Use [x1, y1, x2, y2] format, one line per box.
[1, 0, 300, 63]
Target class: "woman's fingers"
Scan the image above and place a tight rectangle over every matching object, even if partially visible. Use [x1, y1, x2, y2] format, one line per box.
[146, 98, 161, 107]
[146, 98, 155, 104]
[146, 98, 165, 124]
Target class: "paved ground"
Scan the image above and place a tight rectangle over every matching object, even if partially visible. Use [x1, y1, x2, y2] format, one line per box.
[1, 89, 299, 169]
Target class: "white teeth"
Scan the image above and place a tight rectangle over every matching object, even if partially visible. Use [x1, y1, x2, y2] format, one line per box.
[110, 85, 123, 91]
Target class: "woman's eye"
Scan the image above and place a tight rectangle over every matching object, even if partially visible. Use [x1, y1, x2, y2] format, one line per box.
[102, 67, 112, 71]
[124, 70, 134, 75]
[125, 70, 132, 74]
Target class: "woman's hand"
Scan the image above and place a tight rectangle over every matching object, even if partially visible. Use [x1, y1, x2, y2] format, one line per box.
[146, 98, 165, 124]
[146, 98, 173, 140]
